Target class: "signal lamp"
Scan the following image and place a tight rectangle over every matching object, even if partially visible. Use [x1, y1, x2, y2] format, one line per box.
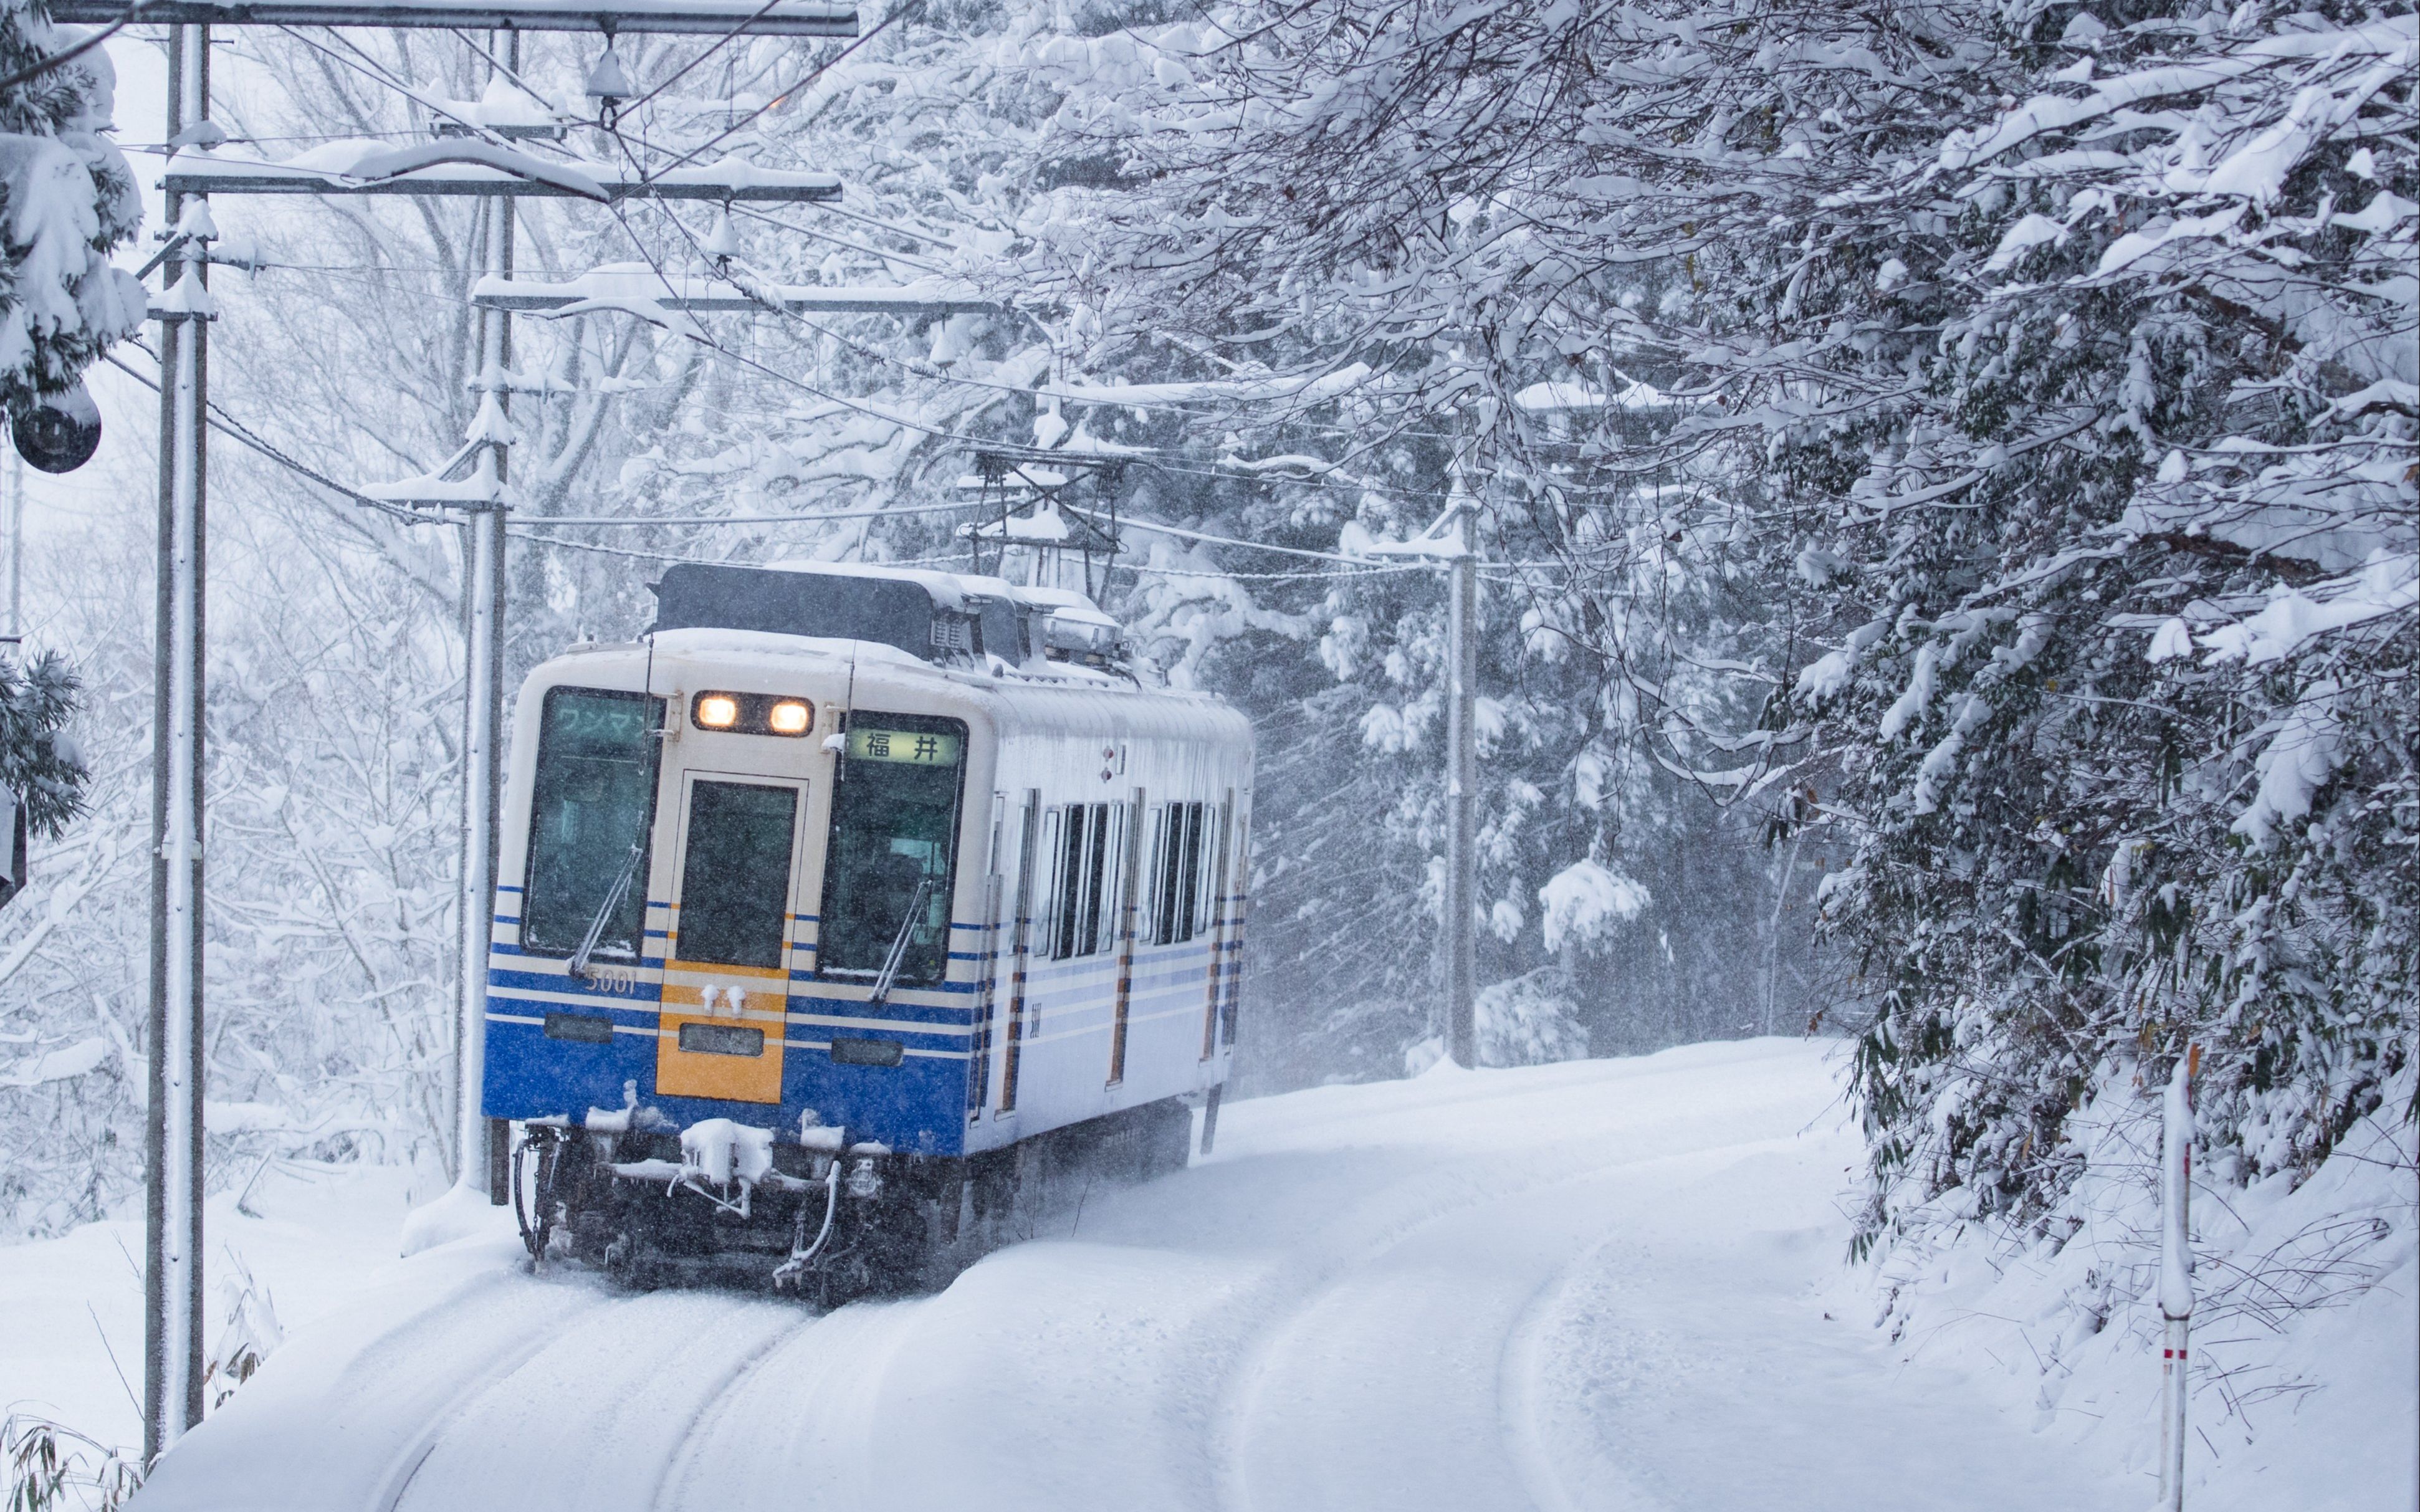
[768, 700, 811, 735]
[13, 381, 101, 474]
[694, 694, 739, 729]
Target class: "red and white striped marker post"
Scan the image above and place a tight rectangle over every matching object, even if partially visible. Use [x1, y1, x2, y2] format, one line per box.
[2158, 1045, 2199, 1511]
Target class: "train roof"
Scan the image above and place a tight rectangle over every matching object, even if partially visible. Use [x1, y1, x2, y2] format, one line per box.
[651, 560, 1127, 673]
[538, 626, 1251, 753]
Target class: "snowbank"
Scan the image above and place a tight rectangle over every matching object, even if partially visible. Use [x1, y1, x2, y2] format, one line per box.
[1857, 1084, 2415, 1512]
[2, 1045, 2403, 1511]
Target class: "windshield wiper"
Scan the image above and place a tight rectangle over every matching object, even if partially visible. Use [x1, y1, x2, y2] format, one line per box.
[867, 875, 935, 1008]
[569, 841, 644, 979]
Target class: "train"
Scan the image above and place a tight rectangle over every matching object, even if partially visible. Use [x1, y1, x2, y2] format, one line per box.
[479, 559, 1253, 1298]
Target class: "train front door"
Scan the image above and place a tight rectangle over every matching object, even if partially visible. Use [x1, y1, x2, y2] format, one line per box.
[658, 773, 805, 1104]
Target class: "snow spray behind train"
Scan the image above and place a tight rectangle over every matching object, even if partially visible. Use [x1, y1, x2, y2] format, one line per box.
[481, 560, 1252, 1298]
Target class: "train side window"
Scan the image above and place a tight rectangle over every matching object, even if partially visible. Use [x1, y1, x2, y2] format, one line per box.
[522, 687, 662, 960]
[1036, 808, 1063, 959]
[1096, 804, 1127, 955]
[1194, 802, 1225, 937]
[1177, 801, 1205, 941]
[818, 713, 968, 985]
[1051, 806, 1081, 959]
[1051, 803, 1121, 959]
[1150, 804, 1176, 944]
[1202, 802, 1230, 936]
[1146, 806, 1170, 943]
[1153, 800, 1207, 945]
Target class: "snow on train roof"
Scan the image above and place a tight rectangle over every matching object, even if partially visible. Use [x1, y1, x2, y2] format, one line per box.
[646, 559, 1149, 692]
[755, 557, 1113, 622]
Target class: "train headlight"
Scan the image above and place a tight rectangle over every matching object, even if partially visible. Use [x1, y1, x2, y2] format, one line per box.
[694, 693, 739, 729]
[768, 700, 811, 735]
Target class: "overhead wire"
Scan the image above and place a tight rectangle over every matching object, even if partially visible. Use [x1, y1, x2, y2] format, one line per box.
[634, 1, 915, 178]
[609, 0, 792, 120]
[105, 350, 436, 525]
[533, 500, 979, 525]
[178, 34, 1609, 579]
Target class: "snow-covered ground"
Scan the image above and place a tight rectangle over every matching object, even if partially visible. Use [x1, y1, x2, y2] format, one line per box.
[5, 1040, 2409, 1511]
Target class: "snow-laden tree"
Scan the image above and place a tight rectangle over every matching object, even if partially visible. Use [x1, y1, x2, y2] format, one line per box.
[0, 1, 144, 413]
[1050, 0, 2415, 1238]
[1756, 3, 2419, 1253]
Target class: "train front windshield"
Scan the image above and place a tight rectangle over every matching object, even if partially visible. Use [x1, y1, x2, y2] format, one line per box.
[523, 687, 662, 959]
[819, 715, 967, 985]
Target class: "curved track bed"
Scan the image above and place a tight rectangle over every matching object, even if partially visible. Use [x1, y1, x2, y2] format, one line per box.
[130, 1041, 2122, 1512]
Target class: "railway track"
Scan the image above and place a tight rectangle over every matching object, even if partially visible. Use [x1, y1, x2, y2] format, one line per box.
[128, 1042, 2118, 1512]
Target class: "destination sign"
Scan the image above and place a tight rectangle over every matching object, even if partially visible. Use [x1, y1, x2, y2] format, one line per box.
[847, 727, 962, 767]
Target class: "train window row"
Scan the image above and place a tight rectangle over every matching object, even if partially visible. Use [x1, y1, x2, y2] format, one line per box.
[520, 691, 1222, 987]
[1037, 797, 1225, 962]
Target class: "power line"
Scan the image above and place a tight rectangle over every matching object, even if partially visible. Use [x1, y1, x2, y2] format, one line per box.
[1056, 501, 1392, 567]
[105, 351, 434, 525]
[530, 500, 978, 525]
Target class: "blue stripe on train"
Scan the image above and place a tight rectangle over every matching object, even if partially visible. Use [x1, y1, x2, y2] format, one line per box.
[481, 1012, 972, 1156]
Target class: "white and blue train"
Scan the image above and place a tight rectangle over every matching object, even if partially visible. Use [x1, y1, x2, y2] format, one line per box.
[481, 560, 1252, 1295]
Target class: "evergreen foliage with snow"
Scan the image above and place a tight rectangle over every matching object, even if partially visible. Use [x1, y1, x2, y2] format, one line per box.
[0, 1, 143, 412]
[1050, 0, 2416, 1251]
[0, 648, 82, 836]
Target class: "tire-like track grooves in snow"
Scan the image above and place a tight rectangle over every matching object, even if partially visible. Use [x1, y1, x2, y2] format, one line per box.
[128, 1046, 2128, 1512]
[644, 1307, 831, 1512]
[1210, 1136, 1789, 1512]
[388, 1289, 811, 1512]
[371, 1286, 621, 1512]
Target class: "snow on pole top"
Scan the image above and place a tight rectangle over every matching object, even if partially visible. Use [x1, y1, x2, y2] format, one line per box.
[49, 0, 856, 35]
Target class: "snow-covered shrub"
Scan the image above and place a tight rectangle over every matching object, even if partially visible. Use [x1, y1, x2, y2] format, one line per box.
[1538, 862, 1649, 956]
[2, 1412, 141, 1510]
[1473, 966, 1588, 1068]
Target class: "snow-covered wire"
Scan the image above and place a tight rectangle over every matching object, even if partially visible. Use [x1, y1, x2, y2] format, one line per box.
[629, 2, 917, 180]
[509, 531, 701, 563]
[103, 352, 433, 526]
[1058, 501, 1425, 568]
[534, 502, 978, 525]
[608, 0, 793, 122]
[1111, 560, 1432, 583]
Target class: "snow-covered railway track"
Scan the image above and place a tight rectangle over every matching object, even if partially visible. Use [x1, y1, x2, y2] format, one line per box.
[128, 1043, 2123, 1512]
[389, 1292, 815, 1512]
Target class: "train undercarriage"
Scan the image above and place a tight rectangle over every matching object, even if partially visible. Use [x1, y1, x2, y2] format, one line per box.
[509, 1098, 1199, 1304]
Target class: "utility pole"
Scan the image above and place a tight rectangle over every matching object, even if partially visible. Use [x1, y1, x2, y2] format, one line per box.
[1443, 470, 1477, 1069]
[2158, 1047, 2198, 1512]
[6, 448, 22, 637]
[454, 36, 519, 1204]
[144, 19, 211, 1467]
[110, 0, 863, 1458]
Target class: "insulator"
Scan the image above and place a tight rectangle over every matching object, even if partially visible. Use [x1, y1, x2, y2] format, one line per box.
[585, 46, 634, 106]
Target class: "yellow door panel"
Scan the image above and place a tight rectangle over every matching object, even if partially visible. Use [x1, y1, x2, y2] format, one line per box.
[656, 969, 789, 1103]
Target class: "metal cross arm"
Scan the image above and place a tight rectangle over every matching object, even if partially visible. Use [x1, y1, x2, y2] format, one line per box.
[472, 266, 993, 314]
[52, 0, 856, 34]
[162, 145, 841, 202]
